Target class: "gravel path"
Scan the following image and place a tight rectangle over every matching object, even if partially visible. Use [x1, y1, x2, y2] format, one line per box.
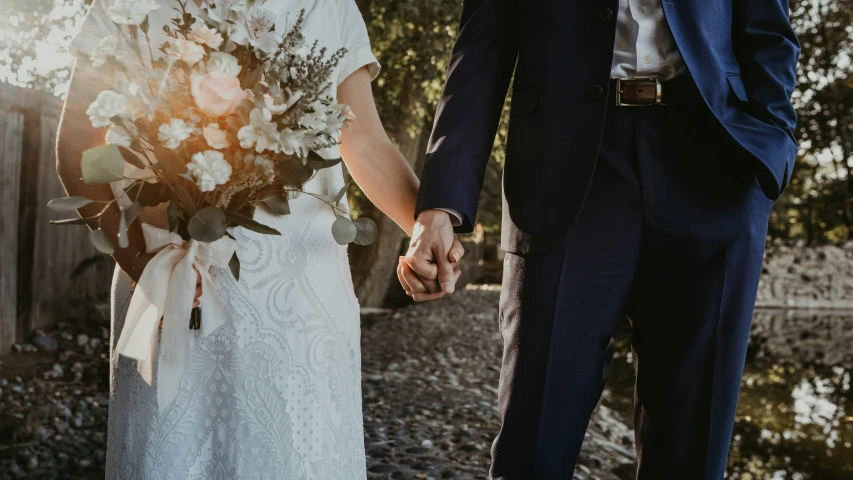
[0, 286, 636, 479]
[360, 285, 637, 480]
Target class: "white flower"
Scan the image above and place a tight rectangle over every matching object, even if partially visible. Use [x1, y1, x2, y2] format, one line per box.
[228, 7, 280, 54]
[158, 119, 193, 149]
[105, 124, 136, 148]
[90, 35, 118, 68]
[238, 108, 281, 153]
[86, 90, 127, 128]
[263, 90, 303, 115]
[299, 104, 328, 132]
[203, 123, 232, 149]
[202, 0, 245, 23]
[167, 38, 207, 67]
[188, 150, 232, 192]
[245, 153, 275, 177]
[189, 21, 224, 50]
[108, 0, 160, 25]
[291, 34, 310, 60]
[206, 52, 242, 76]
[279, 128, 308, 157]
[325, 103, 355, 139]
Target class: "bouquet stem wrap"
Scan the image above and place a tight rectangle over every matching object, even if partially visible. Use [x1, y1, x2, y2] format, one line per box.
[115, 223, 236, 412]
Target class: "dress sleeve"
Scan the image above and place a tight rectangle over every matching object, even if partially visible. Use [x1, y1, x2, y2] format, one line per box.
[69, 0, 119, 57]
[336, 0, 381, 85]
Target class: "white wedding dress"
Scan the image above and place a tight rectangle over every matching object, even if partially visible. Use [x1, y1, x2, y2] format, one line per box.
[70, 1, 379, 478]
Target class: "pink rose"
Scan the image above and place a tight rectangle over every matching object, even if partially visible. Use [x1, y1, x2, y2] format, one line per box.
[190, 73, 248, 118]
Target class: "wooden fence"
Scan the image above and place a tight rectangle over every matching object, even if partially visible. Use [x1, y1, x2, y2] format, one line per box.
[0, 83, 112, 355]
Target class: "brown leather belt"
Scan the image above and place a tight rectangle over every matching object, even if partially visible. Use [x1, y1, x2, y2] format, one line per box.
[610, 76, 697, 106]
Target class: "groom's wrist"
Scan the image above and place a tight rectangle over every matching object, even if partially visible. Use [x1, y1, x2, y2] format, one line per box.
[420, 208, 463, 227]
[434, 208, 464, 227]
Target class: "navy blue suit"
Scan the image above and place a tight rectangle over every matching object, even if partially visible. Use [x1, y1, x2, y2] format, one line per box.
[416, 0, 799, 478]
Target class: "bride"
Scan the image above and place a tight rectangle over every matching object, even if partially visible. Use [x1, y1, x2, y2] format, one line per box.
[56, 0, 462, 478]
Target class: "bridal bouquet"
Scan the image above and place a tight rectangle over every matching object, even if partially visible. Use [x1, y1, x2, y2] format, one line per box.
[49, 0, 376, 410]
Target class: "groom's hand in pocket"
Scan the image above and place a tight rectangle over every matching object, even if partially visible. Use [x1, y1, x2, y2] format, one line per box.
[399, 209, 464, 302]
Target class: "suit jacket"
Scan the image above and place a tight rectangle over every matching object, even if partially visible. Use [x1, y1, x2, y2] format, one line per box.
[415, 0, 800, 255]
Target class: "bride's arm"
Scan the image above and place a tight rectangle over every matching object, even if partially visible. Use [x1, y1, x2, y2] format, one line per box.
[336, 67, 420, 236]
[56, 57, 148, 279]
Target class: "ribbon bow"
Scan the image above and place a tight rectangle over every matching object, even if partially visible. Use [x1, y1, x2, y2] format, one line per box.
[115, 223, 236, 413]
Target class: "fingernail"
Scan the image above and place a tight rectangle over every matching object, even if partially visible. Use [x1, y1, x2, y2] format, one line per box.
[450, 253, 460, 263]
[405, 291, 412, 297]
[442, 282, 455, 294]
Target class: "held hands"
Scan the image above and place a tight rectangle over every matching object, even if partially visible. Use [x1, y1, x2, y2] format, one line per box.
[397, 209, 465, 302]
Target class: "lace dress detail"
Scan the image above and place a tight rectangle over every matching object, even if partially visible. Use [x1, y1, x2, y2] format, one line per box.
[71, 1, 379, 478]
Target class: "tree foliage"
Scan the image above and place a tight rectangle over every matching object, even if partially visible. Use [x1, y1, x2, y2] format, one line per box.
[0, 0, 89, 96]
[775, 0, 853, 243]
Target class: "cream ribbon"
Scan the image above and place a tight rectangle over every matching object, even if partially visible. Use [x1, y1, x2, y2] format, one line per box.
[115, 223, 236, 413]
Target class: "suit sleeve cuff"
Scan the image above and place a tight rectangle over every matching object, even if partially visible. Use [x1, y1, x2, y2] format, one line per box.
[435, 208, 464, 227]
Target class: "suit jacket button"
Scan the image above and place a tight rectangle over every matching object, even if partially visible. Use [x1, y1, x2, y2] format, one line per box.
[587, 84, 604, 100]
[599, 7, 613, 21]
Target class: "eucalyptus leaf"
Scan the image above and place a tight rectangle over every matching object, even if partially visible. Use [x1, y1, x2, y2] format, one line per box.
[154, 145, 188, 174]
[173, 183, 197, 215]
[226, 212, 281, 235]
[278, 159, 314, 187]
[118, 146, 147, 169]
[228, 252, 240, 281]
[353, 217, 378, 246]
[51, 217, 89, 226]
[331, 215, 357, 245]
[89, 229, 115, 254]
[263, 195, 291, 215]
[305, 152, 342, 170]
[81, 145, 125, 184]
[126, 182, 168, 207]
[125, 202, 143, 226]
[167, 195, 179, 231]
[117, 209, 129, 249]
[333, 180, 351, 204]
[47, 196, 95, 212]
[187, 206, 228, 242]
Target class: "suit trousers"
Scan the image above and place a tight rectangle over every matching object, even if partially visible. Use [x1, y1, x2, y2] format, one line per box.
[490, 98, 774, 479]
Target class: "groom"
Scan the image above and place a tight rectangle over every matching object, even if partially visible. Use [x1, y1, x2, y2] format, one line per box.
[399, 0, 799, 478]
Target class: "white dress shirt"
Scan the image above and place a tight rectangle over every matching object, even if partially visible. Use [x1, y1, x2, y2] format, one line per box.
[610, 0, 687, 80]
[438, 0, 687, 226]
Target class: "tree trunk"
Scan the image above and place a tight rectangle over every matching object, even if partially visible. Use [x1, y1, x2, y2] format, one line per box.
[349, 128, 425, 307]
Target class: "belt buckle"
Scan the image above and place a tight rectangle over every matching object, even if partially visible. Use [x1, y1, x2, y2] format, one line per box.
[615, 77, 665, 106]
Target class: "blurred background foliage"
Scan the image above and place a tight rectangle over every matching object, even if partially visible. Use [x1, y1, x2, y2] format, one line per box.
[1, 0, 851, 302]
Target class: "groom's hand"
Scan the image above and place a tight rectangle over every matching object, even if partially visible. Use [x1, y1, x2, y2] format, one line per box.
[399, 210, 464, 301]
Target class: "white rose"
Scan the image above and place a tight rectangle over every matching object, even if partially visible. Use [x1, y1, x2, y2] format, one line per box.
[158, 119, 193, 149]
[108, 0, 160, 25]
[203, 123, 232, 149]
[189, 22, 224, 50]
[105, 124, 136, 148]
[90, 36, 118, 68]
[188, 150, 232, 192]
[206, 52, 242, 77]
[86, 90, 127, 128]
[168, 39, 206, 67]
